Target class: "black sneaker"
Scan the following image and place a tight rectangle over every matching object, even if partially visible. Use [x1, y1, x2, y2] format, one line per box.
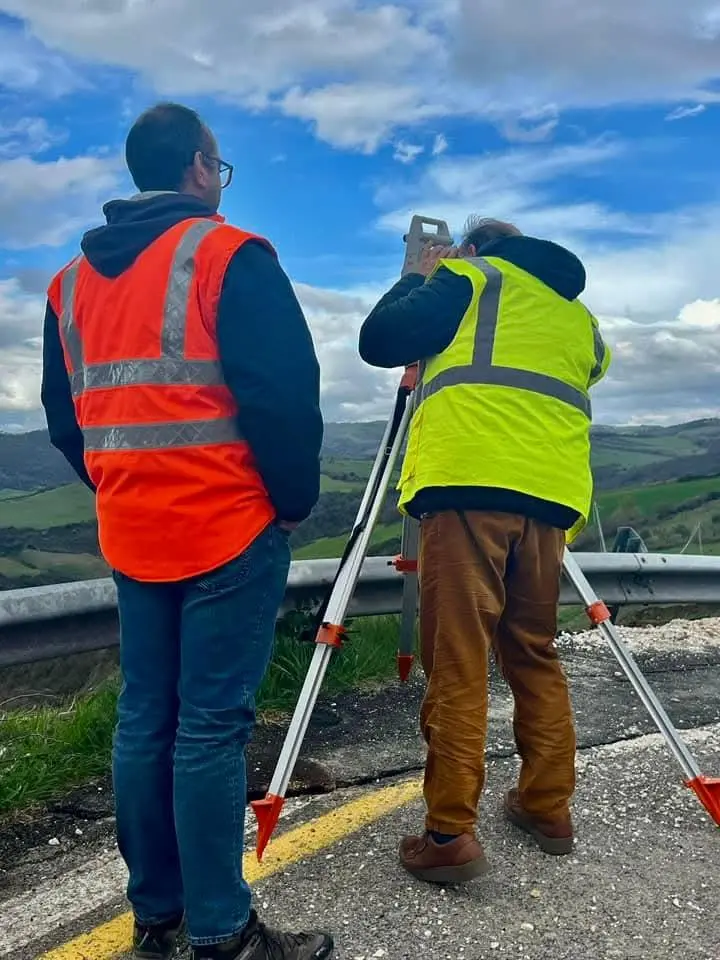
[191, 910, 333, 960]
[133, 914, 186, 959]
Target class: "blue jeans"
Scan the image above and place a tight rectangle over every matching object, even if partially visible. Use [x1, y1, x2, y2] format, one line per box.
[111, 522, 291, 946]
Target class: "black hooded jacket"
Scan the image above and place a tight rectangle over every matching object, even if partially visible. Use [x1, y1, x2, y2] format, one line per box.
[358, 236, 589, 529]
[40, 193, 324, 525]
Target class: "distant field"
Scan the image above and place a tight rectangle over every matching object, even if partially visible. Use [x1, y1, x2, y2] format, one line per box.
[597, 475, 720, 519]
[322, 458, 375, 482]
[319, 474, 364, 493]
[0, 483, 95, 529]
[0, 489, 33, 501]
[293, 521, 402, 559]
[20, 549, 109, 579]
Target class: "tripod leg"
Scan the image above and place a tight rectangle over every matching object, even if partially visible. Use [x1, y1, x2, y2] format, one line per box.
[251, 388, 416, 859]
[395, 514, 419, 681]
[562, 549, 719, 826]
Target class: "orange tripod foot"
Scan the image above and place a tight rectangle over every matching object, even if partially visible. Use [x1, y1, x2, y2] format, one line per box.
[687, 776, 720, 826]
[397, 653, 414, 682]
[250, 793, 285, 860]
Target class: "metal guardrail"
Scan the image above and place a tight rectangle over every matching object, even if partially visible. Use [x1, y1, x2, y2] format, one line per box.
[0, 552, 719, 669]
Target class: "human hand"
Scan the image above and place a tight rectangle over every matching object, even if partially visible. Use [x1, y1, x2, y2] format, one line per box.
[417, 242, 460, 277]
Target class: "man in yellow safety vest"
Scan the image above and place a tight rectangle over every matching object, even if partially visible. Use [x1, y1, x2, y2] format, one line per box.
[358, 216, 611, 883]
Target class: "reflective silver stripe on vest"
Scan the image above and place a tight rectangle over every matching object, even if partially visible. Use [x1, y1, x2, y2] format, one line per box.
[82, 417, 241, 452]
[60, 259, 83, 373]
[420, 258, 592, 418]
[161, 219, 218, 359]
[66, 219, 223, 397]
[70, 358, 223, 394]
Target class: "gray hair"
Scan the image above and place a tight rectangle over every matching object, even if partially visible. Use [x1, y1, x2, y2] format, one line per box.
[461, 215, 522, 252]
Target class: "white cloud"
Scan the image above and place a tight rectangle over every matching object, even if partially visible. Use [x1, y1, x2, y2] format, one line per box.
[432, 134, 448, 156]
[2, 0, 718, 151]
[0, 152, 122, 249]
[666, 104, 707, 121]
[373, 138, 649, 248]
[0, 117, 65, 158]
[393, 141, 424, 164]
[0, 278, 45, 413]
[591, 300, 720, 424]
[0, 20, 82, 96]
[451, 0, 720, 112]
[280, 82, 446, 153]
[499, 104, 560, 143]
[294, 280, 398, 421]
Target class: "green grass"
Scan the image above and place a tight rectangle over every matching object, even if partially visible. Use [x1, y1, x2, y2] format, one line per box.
[321, 458, 375, 482]
[0, 489, 34, 501]
[597, 475, 720, 519]
[0, 556, 42, 578]
[293, 522, 403, 559]
[0, 613, 402, 818]
[319, 474, 364, 493]
[19, 549, 109, 580]
[0, 483, 95, 529]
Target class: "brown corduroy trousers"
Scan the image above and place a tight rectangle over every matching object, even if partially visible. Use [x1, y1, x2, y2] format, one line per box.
[418, 509, 576, 835]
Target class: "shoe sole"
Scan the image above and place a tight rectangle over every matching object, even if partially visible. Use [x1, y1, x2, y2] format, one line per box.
[503, 797, 574, 856]
[402, 854, 490, 884]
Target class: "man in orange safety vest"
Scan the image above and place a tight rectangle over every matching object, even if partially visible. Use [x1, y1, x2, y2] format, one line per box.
[41, 102, 334, 960]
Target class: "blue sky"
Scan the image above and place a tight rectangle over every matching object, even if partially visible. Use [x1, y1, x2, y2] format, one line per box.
[0, 1, 719, 428]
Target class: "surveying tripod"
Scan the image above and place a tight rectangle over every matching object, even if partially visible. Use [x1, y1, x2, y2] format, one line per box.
[251, 216, 720, 860]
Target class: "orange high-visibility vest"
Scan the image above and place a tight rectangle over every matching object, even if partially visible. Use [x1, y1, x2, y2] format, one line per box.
[46, 216, 276, 582]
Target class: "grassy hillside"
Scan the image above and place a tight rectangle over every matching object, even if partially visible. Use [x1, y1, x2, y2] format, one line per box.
[3, 419, 720, 585]
[0, 484, 95, 528]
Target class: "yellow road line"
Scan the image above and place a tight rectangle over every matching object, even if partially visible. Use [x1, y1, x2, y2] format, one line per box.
[38, 776, 422, 960]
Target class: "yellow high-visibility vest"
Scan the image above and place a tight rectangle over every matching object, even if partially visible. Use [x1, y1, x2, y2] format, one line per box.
[397, 255, 611, 542]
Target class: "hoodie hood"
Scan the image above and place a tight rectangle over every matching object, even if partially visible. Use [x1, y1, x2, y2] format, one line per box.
[80, 192, 220, 278]
[477, 235, 586, 301]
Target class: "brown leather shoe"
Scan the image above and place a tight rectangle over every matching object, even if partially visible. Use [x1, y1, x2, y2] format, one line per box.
[503, 788, 574, 855]
[399, 831, 490, 883]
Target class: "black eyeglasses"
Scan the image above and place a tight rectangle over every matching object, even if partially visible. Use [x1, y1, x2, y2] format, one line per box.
[201, 153, 233, 189]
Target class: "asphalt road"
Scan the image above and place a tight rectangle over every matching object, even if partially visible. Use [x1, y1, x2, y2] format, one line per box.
[1, 619, 719, 960]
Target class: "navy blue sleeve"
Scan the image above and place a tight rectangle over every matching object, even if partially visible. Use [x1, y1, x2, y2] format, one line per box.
[40, 301, 96, 492]
[358, 267, 474, 368]
[216, 241, 324, 524]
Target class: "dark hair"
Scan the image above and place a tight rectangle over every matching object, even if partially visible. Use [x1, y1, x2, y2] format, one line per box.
[462, 215, 522, 251]
[125, 102, 212, 192]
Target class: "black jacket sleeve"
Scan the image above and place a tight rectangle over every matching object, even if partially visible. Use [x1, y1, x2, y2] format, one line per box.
[358, 267, 474, 368]
[216, 241, 324, 524]
[40, 301, 96, 491]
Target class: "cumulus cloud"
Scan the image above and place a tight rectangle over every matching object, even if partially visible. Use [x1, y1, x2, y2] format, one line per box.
[294, 281, 398, 421]
[374, 137, 648, 247]
[666, 104, 707, 121]
[393, 141, 424, 164]
[0, 278, 45, 414]
[0, 152, 122, 248]
[432, 134, 448, 156]
[451, 0, 720, 112]
[280, 82, 446, 153]
[593, 301, 720, 424]
[2, 0, 718, 150]
[0, 116, 65, 158]
[0, 19, 81, 96]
